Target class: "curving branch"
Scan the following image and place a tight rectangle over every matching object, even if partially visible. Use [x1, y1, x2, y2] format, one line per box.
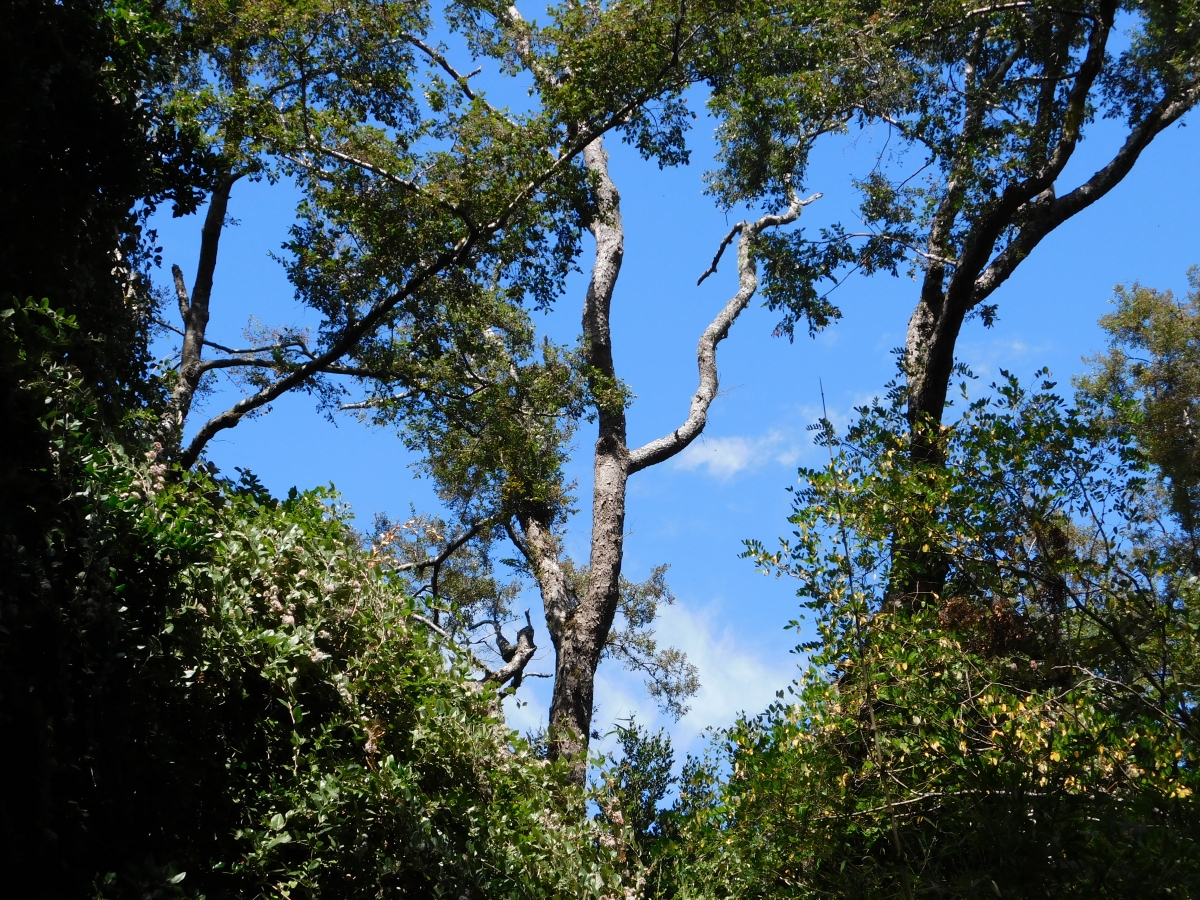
[401, 32, 481, 101]
[628, 190, 822, 473]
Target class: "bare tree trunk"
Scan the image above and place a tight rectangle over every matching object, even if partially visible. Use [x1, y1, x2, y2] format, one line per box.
[519, 142, 817, 781]
[160, 171, 238, 452]
[541, 136, 630, 782]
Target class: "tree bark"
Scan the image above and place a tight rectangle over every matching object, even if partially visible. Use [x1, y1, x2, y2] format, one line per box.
[522, 141, 817, 781]
[536, 136, 629, 782]
[160, 171, 238, 452]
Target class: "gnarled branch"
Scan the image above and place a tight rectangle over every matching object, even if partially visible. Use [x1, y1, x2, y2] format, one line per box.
[629, 191, 822, 473]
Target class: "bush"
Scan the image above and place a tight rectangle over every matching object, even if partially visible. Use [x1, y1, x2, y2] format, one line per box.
[0, 300, 620, 898]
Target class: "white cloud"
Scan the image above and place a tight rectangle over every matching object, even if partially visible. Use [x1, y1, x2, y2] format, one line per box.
[589, 599, 799, 758]
[653, 601, 797, 737]
[958, 337, 1049, 379]
[674, 429, 802, 479]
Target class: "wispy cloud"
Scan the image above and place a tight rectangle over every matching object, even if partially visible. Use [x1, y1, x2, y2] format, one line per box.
[958, 337, 1050, 379]
[674, 429, 802, 479]
[654, 601, 797, 736]
[588, 600, 799, 758]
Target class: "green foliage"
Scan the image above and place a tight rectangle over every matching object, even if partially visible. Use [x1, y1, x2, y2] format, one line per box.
[1078, 268, 1200, 539]
[600, 719, 678, 850]
[371, 510, 523, 642]
[670, 373, 1200, 898]
[702, 0, 1200, 339]
[140, 472, 616, 899]
[0, 300, 621, 898]
[604, 566, 701, 722]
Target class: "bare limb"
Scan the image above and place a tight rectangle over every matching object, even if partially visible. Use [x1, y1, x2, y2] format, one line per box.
[411, 612, 454, 641]
[965, 1, 1034, 16]
[504, 519, 533, 564]
[402, 32, 479, 101]
[394, 522, 483, 573]
[483, 615, 536, 686]
[810, 231, 959, 267]
[696, 223, 743, 285]
[171, 265, 190, 323]
[194, 357, 383, 377]
[340, 390, 415, 412]
[629, 191, 822, 473]
[306, 141, 421, 191]
[155, 318, 281, 356]
[160, 170, 242, 452]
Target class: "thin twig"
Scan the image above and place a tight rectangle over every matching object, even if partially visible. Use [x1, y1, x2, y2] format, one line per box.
[696, 224, 743, 285]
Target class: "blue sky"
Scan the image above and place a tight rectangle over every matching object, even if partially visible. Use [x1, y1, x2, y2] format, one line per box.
[151, 60, 1200, 763]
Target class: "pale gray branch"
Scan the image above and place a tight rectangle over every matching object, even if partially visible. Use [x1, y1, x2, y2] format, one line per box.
[393, 522, 483, 574]
[483, 622, 536, 686]
[340, 390, 415, 412]
[171, 264, 190, 323]
[629, 191, 822, 473]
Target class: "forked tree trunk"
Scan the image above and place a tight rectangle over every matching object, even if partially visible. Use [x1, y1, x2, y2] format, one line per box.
[519, 137, 818, 781]
[160, 171, 238, 453]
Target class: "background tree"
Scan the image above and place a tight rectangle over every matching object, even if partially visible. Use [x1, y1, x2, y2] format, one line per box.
[361, 136, 823, 778]
[711, 0, 1200, 434]
[1077, 268, 1200, 547]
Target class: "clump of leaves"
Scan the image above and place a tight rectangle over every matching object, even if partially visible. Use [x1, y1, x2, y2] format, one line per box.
[92, 462, 628, 899]
[1077, 268, 1200, 540]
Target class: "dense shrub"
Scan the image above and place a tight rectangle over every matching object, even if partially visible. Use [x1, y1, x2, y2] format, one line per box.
[0, 302, 619, 898]
[668, 375, 1200, 899]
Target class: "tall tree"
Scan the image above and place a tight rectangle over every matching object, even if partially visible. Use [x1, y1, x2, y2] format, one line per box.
[353, 5, 826, 775]
[186, 0, 826, 779]
[708, 0, 1200, 600]
[712, 0, 1199, 429]
[519, 140, 818, 775]
[154, 0, 712, 470]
